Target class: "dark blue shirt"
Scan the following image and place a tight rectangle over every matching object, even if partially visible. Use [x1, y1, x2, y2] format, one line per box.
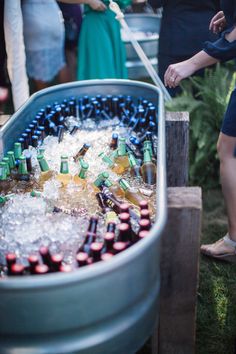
[203, 0, 236, 60]
[149, 0, 221, 57]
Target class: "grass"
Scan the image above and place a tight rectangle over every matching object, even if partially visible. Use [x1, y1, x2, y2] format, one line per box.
[196, 189, 236, 354]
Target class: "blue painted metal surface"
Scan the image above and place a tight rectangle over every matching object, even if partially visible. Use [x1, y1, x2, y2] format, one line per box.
[0, 79, 167, 354]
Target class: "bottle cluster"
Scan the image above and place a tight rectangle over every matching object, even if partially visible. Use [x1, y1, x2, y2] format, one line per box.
[3, 201, 151, 276]
[0, 94, 158, 277]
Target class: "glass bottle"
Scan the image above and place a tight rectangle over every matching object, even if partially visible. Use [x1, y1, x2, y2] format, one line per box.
[37, 154, 54, 186]
[93, 171, 109, 192]
[103, 178, 125, 198]
[141, 148, 156, 185]
[57, 155, 72, 186]
[109, 133, 118, 150]
[13, 142, 22, 164]
[90, 242, 103, 262]
[128, 151, 142, 179]
[76, 252, 89, 267]
[96, 192, 119, 225]
[73, 143, 90, 162]
[118, 178, 145, 207]
[98, 151, 125, 175]
[16, 156, 30, 182]
[113, 137, 130, 170]
[73, 159, 89, 187]
[102, 232, 115, 254]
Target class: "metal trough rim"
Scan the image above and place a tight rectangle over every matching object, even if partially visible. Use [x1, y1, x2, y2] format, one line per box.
[0, 79, 167, 289]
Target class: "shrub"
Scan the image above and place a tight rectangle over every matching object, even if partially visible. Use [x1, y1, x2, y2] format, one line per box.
[166, 63, 235, 188]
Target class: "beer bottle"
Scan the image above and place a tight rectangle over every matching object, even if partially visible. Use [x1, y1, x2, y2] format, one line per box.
[96, 192, 119, 225]
[76, 252, 89, 267]
[7, 151, 17, 178]
[102, 232, 115, 254]
[128, 151, 142, 179]
[59, 264, 73, 273]
[6, 253, 17, 275]
[138, 230, 149, 240]
[10, 264, 25, 276]
[104, 178, 125, 198]
[101, 252, 114, 261]
[39, 246, 52, 269]
[51, 254, 63, 272]
[114, 137, 130, 170]
[139, 219, 151, 232]
[93, 171, 109, 191]
[73, 143, 90, 162]
[28, 255, 40, 274]
[112, 241, 127, 254]
[118, 178, 145, 207]
[37, 154, 54, 186]
[17, 155, 30, 182]
[109, 133, 118, 150]
[141, 148, 156, 185]
[34, 264, 49, 275]
[79, 216, 98, 254]
[73, 159, 89, 187]
[106, 221, 116, 233]
[98, 152, 125, 175]
[117, 223, 132, 246]
[90, 242, 103, 262]
[57, 155, 72, 186]
[13, 142, 22, 165]
[2, 157, 11, 177]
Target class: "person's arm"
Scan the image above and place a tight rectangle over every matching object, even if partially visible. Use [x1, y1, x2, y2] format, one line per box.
[164, 51, 218, 88]
[4, 0, 29, 110]
[57, 0, 106, 11]
[165, 25, 236, 88]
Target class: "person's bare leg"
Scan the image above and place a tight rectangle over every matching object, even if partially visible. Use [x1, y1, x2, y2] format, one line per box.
[201, 132, 236, 256]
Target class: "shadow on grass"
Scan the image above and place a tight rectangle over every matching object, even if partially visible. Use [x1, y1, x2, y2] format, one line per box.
[197, 189, 236, 354]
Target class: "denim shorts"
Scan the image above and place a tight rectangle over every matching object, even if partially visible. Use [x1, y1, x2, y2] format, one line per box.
[221, 88, 236, 137]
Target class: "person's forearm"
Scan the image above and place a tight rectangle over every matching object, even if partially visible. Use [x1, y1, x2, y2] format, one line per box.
[57, 0, 86, 4]
[225, 26, 236, 42]
[189, 50, 219, 72]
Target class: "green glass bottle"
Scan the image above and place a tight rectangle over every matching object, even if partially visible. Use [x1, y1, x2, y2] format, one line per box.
[0, 162, 11, 193]
[0, 193, 15, 205]
[119, 178, 145, 207]
[114, 137, 130, 170]
[141, 148, 156, 185]
[14, 142, 22, 160]
[104, 178, 125, 198]
[2, 157, 11, 177]
[73, 159, 89, 187]
[37, 154, 54, 186]
[143, 140, 156, 163]
[98, 151, 125, 175]
[128, 151, 142, 179]
[7, 151, 18, 179]
[57, 155, 71, 186]
[17, 155, 30, 181]
[93, 171, 109, 192]
[30, 190, 42, 198]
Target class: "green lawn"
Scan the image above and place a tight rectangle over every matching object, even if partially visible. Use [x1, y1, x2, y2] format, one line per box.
[197, 189, 236, 354]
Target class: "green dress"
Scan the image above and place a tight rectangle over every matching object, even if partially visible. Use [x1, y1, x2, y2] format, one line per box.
[77, 0, 130, 80]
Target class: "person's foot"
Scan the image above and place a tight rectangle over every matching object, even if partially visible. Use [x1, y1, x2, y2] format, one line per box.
[0, 87, 9, 103]
[200, 234, 236, 262]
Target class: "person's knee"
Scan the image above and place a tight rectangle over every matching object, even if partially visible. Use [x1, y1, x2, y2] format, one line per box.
[217, 135, 236, 162]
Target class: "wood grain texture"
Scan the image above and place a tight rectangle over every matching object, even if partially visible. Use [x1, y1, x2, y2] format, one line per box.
[166, 112, 189, 187]
[154, 187, 202, 354]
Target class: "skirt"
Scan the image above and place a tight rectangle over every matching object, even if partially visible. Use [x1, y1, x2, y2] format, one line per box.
[22, 0, 65, 81]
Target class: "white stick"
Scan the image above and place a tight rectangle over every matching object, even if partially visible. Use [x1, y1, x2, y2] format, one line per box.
[109, 0, 172, 102]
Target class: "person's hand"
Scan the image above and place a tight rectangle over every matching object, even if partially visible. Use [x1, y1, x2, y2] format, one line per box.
[209, 11, 226, 34]
[164, 59, 197, 88]
[86, 0, 107, 11]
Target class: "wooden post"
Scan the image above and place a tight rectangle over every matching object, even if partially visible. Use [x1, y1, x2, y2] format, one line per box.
[152, 186, 202, 354]
[166, 112, 189, 187]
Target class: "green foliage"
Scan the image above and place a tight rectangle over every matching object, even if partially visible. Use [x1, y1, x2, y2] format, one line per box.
[166, 64, 235, 188]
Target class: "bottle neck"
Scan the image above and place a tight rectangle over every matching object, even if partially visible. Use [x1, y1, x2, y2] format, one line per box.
[38, 155, 50, 172]
[60, 157, 69, 174]
[18, 157, 28, 175]
[143, 148, 152, 163]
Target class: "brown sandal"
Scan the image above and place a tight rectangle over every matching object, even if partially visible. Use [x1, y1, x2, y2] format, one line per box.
[200, 234, 236, 263]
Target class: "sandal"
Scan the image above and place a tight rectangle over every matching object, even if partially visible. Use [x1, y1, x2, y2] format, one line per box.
[200, 234, 236, 263]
